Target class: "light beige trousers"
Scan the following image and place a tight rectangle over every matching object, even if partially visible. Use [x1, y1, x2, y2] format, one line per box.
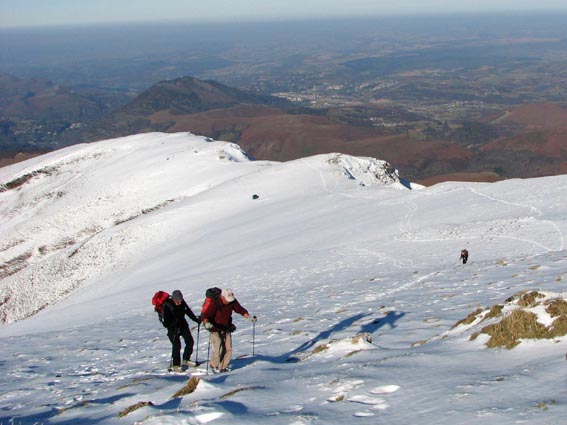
[210, 331, 232, 370]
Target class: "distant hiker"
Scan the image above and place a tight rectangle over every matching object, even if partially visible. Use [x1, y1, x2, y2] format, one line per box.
[162, 290, 200, 371]
[460, 249, 469, 264]
[201, 288, 255, 373]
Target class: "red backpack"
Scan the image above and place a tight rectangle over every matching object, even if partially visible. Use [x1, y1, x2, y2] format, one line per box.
[152, 291, 170, 326]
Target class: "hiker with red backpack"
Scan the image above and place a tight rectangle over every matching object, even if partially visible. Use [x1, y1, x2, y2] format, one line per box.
[161, 290, 200, 371]
[201, 288, 255, 373]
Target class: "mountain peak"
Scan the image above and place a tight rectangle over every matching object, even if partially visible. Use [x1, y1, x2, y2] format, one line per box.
[122, 76, 290, 116]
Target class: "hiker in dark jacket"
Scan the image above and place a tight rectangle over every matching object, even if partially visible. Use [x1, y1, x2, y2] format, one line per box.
[162, 290, 200, 371]
[201, 288, 255, 372]
[460, 249, 469, 264]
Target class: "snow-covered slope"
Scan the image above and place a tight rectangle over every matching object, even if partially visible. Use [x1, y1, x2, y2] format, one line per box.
[0, 132, 566, 424]
[0, 133, 408, 323]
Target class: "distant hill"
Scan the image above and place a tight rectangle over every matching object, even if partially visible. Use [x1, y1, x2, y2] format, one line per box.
[475, 103, 567, 178]
[74, 76, 473, 181]
[124, 77, 291, 115]
[478, 127, 567, 177]
[76, 76, 292, 142]
[3, 74, 567, 183]
[0, 73, 129, 153]
[490, 103, 567, 130]
[0, 151, 47, 168]
[0, 74, 102, 121]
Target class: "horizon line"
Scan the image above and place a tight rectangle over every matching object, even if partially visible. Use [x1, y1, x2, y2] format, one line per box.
[2, 9, 567, 31]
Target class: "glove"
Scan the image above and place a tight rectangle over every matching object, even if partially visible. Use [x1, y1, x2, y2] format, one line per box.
[228, 324, 236, 333]
[204, 322, 221, 332]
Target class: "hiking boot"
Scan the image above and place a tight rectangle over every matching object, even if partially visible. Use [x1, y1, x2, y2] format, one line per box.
[169, 365, 183, 372]
[182, 360, 197, 367]
[220, 367, 231, 373]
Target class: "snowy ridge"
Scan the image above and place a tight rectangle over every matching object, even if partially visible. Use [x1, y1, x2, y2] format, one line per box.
[0, 133, 410, 323]
[0, 132, 566, 424]
[324, 153, 408, 188]
[0, 133, 257, 322]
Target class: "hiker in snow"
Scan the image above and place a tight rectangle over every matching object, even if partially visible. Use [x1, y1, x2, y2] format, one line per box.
[460, 249, 469, 264]
[162, 290, 200, 371]
[201, 288, 255, 373]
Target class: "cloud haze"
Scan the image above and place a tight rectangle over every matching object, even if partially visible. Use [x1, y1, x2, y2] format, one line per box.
[2, 0, 567, 28]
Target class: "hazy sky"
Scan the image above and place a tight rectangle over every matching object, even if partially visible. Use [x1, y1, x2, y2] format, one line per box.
[2, 0, 567, 28]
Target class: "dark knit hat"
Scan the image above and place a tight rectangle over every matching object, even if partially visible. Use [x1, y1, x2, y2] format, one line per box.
[171, 290, 183, 302]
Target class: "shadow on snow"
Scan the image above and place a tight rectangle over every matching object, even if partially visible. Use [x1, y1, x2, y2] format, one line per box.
[232, 310, 405, 368]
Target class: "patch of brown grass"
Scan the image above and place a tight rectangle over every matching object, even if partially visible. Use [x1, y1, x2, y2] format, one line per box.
[171, 376, 200, 398]
[329, 394, 345, 402]
[115, 200, 177, 225]
[116, 377, 151, 390]
[220, 386, 261, 399]
[480, 310, 549, 349]
[55, 400, 90, 415]
[517, 291, 545, 307]
[312, 344, 329, 355]
[452, 308, 483, 329]
[0, 251, 33, 279]
[548, 316, 567, 338]
[469, 292, 567, 348]
[118, 401, 153, 418]
[535, 400, 558, 410]
[344, 350, 362, 358]
[546, 299, 567, 317]
[0, 167, 57, 192]
[483, 304, 504, 321]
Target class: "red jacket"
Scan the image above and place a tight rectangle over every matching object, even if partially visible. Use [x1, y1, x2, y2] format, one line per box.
[201, 297, 248, 328]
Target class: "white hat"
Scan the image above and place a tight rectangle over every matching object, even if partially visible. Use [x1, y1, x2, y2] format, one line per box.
[221, 288, 235, 302]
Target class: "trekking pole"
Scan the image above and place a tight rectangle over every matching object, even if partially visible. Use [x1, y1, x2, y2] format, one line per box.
[195, 322, 201, 365]
[206, 331, 211, 373]
[252, 316, 257, 358]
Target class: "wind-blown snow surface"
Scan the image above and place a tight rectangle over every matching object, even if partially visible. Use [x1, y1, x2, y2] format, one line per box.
[0, 132, 566, 424]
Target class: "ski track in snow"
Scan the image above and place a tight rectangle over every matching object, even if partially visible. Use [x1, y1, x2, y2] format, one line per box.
[301, 159, 330, 194]
[467, 186, 565, 252]
[385, 184, 566, 258]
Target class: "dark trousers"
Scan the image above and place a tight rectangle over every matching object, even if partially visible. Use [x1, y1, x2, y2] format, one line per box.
[168, 327, 194, 366]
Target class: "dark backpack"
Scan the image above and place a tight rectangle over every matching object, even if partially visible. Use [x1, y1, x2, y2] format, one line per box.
[205, 287, 222, 300]
[203, 287, 229, 329]
[152, 290, 170, 326]
[203, 287, 222, 314]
